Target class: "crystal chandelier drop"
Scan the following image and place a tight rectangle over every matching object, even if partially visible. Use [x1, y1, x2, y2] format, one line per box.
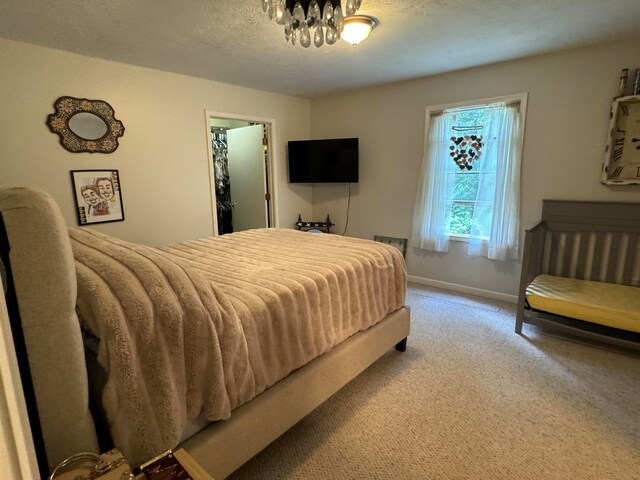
[261, 0, 364, 48]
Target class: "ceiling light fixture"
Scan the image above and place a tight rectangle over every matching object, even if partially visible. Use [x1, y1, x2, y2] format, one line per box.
[261, 0, 375, 48]
[340, 15, 378, 46]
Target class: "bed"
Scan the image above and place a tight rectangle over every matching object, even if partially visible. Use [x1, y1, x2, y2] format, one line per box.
[0, 186, 410, 479]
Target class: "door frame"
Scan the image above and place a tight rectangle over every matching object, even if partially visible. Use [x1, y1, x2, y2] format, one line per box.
[204, 110, 277, 236]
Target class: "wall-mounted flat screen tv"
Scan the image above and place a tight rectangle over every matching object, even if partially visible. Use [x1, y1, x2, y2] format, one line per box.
[288, 138, 359, 183]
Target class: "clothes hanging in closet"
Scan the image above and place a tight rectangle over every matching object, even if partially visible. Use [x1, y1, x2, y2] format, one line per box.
[212, 130, 233, 235]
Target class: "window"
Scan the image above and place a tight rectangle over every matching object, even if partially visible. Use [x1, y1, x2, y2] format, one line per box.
[412, 94, 526, 261]
[447, 107, 487, 238]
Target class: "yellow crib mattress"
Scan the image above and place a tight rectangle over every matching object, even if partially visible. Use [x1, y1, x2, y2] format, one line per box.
[526, 274, 640, 333]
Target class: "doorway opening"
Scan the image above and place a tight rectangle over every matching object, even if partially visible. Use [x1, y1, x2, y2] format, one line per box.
[205, 113, 275, 235]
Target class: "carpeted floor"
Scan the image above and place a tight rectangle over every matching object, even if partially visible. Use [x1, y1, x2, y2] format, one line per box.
[229, 284, 640, 480]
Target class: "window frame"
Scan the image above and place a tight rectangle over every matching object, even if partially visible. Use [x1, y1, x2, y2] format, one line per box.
[423, 93, 528, 243]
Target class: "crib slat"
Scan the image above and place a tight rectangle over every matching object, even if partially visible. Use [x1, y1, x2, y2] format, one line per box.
[590, 233, 606, 282]
[567, 233, 580, 279]
[598, 233, 613, 283]
[548, 232, 561, 276]
[542, 230, 552, 274]
[583, 232, 597, 281]
[613, 233, 628, 284]
[574, 232, 589, 280]
[605, 233, 622, 283]
[559, 232, 576, 278]
[555, 232, 567, 276]
[630, 234, 640, 286]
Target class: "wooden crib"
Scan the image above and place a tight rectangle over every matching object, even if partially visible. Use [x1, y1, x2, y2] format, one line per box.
[516, 199, 640, 349]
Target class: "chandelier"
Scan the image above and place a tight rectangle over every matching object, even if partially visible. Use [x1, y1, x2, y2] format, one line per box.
[261, 0, 377, 48]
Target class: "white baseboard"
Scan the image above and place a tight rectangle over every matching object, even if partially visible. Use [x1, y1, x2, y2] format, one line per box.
[407, 275, 518, 303]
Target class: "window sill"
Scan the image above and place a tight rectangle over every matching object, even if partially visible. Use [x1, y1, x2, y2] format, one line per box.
[449, 235, 470, 243]
[448, 234, 489, 243]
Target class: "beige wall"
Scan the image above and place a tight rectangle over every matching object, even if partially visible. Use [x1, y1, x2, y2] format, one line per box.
[310, 37, 640, 297]
[0, 38, 312, 245]
[3, 36, 640, 294]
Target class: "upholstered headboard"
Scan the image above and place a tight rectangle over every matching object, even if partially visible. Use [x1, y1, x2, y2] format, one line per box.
[0, 187, 99, 474]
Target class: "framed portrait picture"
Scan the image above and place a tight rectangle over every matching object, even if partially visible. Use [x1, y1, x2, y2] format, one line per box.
[70, 169, 125, 225]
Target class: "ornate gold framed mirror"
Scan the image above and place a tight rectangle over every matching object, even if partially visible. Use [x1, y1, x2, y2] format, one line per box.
[46, 96, 125, 153]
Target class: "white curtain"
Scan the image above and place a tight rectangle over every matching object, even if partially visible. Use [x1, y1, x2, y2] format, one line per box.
[412, 112, 456, 252]
[413, 102, 522, 260]
[467, 103, 521, 260]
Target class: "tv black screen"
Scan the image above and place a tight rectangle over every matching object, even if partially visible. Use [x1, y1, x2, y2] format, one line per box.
[288, 138, 359, 183]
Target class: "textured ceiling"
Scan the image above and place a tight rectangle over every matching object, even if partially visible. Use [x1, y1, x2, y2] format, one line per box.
[1, 0, 640, 97]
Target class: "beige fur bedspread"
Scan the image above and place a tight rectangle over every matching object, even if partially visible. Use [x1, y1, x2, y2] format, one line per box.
[70, 228, 406, 466]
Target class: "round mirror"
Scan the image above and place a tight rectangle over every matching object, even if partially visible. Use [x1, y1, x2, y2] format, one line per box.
[68, 112, 109, 140]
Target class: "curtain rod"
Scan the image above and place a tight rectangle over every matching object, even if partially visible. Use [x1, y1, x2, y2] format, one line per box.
[430, 99, 520, 117]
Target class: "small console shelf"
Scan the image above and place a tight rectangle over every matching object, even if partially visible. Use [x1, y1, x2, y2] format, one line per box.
[295, 214, 334, 233]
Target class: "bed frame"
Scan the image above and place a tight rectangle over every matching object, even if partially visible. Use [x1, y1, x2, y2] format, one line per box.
[516, 199, 640, 349]
[0, 187, 410, 479]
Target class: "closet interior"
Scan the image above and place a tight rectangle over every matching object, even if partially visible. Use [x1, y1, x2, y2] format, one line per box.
[208, 117, 273, 235]
[211, 127, 233, 235]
